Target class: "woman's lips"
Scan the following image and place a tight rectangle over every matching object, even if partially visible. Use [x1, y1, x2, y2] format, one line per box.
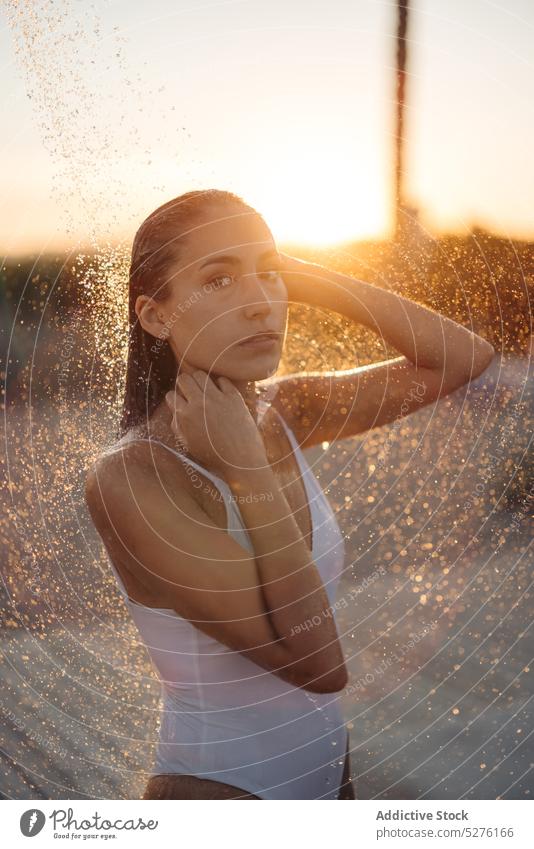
[237, 334, 280, 349]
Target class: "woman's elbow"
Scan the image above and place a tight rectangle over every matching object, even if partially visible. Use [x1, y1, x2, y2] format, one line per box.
[477, 338, 496, 368]
[447, 337, 495, 389]
[469, 338, 496, 381]
[294, 660, 349, 694]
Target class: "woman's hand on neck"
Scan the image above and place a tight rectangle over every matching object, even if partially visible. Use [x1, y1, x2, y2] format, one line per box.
[176, 359, 259, 425]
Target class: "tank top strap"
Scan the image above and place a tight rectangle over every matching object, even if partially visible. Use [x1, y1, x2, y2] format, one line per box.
[135, 438, 233, 494]
[271, 406, 297, 447]
[270, 406, 314, 481]
[98, 438, 255, 608]
[115, 437, 253, 543]
[270, 406, 325, 519]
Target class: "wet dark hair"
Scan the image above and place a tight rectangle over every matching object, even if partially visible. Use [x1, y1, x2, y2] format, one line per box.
[118, 189, 258, 438]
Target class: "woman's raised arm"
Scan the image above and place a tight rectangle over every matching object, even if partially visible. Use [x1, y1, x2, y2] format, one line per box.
[269, 254, 496, 446]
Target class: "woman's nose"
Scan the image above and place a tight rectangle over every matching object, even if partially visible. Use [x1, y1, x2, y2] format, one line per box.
[241, 274, 274, 316]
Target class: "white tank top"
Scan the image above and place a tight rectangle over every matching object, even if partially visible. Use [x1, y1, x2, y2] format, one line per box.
[101, 405, 347, 799]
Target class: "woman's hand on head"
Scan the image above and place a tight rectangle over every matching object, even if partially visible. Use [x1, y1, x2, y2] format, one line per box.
[165, 370, 268, 476]
[278, 252, 307, 276]
[278, 252, 324, 303]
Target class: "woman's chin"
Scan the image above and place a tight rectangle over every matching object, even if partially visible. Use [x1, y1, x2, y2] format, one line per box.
[224, 363, 281, 382]
[206, 350, 281, 383]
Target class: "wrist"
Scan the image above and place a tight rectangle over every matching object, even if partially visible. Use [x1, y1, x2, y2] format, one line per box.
[222, 460, 276, 496]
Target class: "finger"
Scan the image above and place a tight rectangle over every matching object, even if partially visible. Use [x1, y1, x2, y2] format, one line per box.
[190, 369, 213, 394]
[193, 369, 226, 397]
[165, 393, 188, 440]
[216, 375, 240, 395]
[278, 252, 293, 270]
[165, 390, 187, 411]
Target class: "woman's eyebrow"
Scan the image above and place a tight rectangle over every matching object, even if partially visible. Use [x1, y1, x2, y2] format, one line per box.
[198, 249, 279, 270]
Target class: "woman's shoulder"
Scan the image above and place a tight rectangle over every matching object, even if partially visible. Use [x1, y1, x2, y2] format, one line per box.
[96, 440, 185, 480]
[87, 405, 191, 495]
[85, 436, 197, 535]
[88, 402, 236, 527]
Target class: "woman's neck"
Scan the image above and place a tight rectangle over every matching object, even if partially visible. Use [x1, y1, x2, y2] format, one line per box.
[144, 378, 262, 451]
[228, 378, 260, 424]
[175, 359, 260, 425]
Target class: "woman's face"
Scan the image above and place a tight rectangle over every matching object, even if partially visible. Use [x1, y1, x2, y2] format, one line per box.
[137, 207, 288, 381]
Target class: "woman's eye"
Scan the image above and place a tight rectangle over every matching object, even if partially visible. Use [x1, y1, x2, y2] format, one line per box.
[205, 273, 235, 291]
[205, 268, 282, 291]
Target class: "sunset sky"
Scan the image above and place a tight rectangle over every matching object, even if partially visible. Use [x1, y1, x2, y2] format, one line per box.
[1, 0, 533, 255]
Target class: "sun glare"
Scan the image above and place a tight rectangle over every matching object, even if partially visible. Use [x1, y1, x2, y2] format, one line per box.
[256, 154, 387, 247]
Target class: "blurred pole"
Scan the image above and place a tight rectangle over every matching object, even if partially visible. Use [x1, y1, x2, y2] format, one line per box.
[394, 0, 410, 241]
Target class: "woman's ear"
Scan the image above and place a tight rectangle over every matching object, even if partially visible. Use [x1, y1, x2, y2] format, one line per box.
[135, 294, 166, 340]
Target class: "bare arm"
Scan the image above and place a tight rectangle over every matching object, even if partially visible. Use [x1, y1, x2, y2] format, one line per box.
[281, 254, 495, 379]
[221, 459, 346, 680]
[272, 255, 495, 445]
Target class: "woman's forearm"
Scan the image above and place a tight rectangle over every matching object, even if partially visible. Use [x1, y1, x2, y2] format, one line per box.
[282, 256, 495, 380]
[223, 462, 346, 679]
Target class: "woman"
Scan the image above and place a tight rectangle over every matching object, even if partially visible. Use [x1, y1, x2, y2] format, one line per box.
[85, 189, 494, 800]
